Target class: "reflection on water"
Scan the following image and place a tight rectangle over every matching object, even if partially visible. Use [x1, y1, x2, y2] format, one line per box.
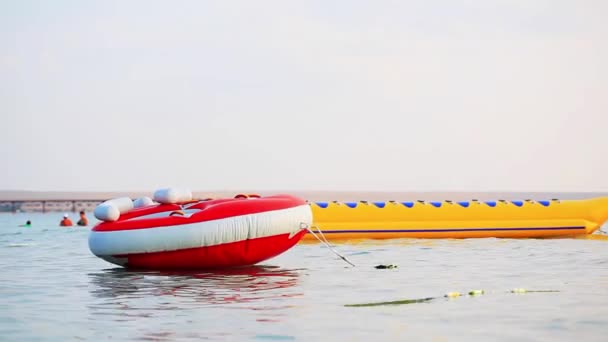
[87, 265, 306, 339]
[575, 232, 608, 241]
[89, 265, 303, 306]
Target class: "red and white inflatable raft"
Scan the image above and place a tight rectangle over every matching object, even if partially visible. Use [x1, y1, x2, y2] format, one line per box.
[88, 190, 312, 270]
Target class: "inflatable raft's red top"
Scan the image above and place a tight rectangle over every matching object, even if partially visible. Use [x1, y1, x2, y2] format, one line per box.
[92, 194, 307, 231]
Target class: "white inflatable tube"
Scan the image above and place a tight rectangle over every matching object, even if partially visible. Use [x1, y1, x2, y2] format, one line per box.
[106, 197, 134, 214]
[153, 188, 193, 204]
[94, 197, 134, 222]
[94, 203, 120, 222]
[133, 197, 154, 208]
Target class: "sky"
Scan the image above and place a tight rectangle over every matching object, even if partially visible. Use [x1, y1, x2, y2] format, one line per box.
[1, 1, 607, 192]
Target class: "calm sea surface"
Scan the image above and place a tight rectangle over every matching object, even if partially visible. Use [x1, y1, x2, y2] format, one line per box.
[1, 212, 608, 341]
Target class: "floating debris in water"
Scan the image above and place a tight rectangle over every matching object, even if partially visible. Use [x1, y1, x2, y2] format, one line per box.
[345, 288, 559, 307]
[345, 297, 434, 307]
[511, 288, 560, 294]
[374, 264, 398, 269]
[445, 292, 462, 298]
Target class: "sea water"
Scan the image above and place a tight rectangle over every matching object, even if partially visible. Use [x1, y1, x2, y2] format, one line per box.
[1, 212, 608, 341]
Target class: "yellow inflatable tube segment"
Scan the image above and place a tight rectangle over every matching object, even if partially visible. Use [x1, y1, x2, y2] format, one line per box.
[304, 197, 608, 240]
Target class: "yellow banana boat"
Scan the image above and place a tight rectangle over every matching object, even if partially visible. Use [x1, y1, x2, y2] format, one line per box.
[305, 197, 608, 240]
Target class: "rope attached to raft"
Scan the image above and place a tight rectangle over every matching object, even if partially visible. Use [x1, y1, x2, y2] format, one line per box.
[301, 223, 355, 267]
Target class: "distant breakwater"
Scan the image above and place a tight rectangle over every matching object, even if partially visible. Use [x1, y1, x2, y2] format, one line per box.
[2, 191, 607, 213]
[0, 200, 102, 213]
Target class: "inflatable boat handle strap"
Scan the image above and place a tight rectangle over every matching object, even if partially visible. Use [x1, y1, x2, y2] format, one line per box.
[303, 223, 355, 267]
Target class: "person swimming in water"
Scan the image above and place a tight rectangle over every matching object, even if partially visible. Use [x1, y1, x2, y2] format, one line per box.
[77, 211, 88, 226]
[60, 214, 73, 227]
[19, 220, 31, 227]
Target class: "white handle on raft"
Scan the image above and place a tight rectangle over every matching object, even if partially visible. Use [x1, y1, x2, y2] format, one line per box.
[133, 196, 154, 208]
[94, 197, 134, 222]
[153, 188, 193, 204]
[94, 203, 120, 222]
